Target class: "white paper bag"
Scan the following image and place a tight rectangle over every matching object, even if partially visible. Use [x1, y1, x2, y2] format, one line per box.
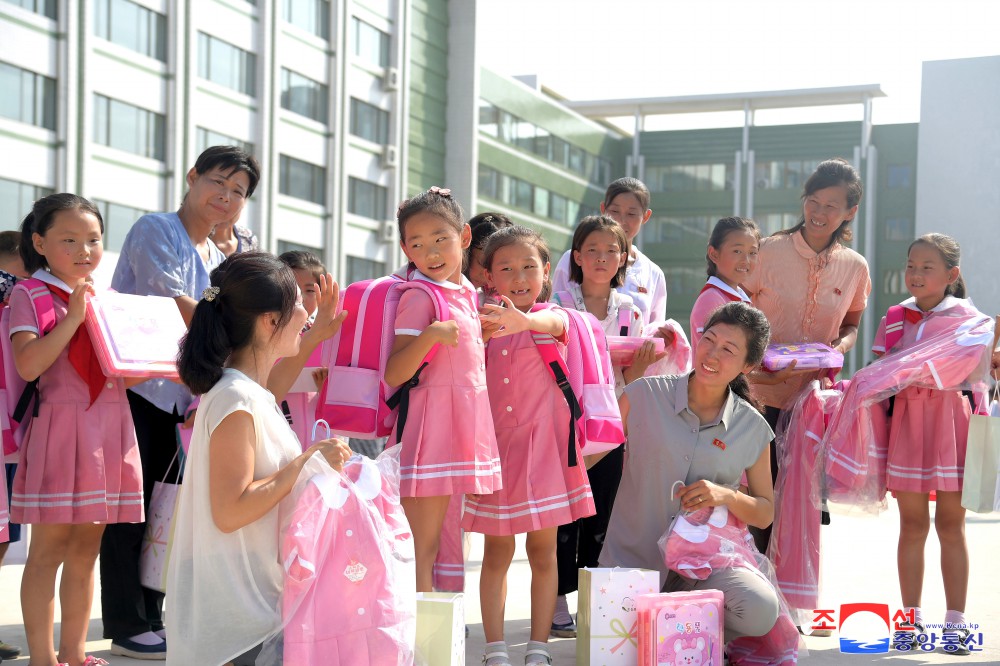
[415, 591, 465, 666]
[577, 567, 661, 666]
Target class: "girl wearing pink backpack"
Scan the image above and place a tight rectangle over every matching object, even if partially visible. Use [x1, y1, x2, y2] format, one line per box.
[383, 188, 502, 593]
[11, 194, 144, 666]
[466, 225, 597, 666]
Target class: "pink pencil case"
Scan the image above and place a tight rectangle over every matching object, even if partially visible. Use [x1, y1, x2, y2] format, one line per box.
[85, 292, 186, 378]
[762, 342, 843, 371]
[606, 336, 665, 367]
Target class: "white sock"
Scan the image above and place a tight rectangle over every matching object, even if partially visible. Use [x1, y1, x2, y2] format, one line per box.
[944, 609, 966, 630]
[525, 640, 550, 665]
[153, 629, 166, 640]
[552, 594, 572, 626]
[127, 631, 163, 646]
[904, 606, 923, 626]
[484, 641, 508, 666]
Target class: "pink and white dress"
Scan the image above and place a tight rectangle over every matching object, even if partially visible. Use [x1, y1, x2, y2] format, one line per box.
[463, 310, 596, 535]
[823, 296, 993, 500]
[689, 277, 750, 351]
[8, 272, 143, 524]
[873, 296, 991, 493]
[391, 273, 501, 497]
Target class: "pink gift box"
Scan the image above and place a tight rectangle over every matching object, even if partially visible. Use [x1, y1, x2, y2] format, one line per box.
[637, 590, 724, 666]
[85, 292, 186, 378]
[762, 342, 843, 371]
[606, 336, 665, 367]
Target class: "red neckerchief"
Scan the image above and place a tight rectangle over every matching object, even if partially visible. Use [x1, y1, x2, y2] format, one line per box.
[47, 286, 106, 407]
[699, 282, 744, 303]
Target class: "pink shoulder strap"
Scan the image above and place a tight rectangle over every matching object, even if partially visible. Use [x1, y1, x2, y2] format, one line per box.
[883, 305, 905, 352]
[530, 303, 581, 466]
[16, 278, 58, 335]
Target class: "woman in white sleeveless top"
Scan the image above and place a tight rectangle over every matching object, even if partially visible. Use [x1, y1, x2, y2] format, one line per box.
[167, 253, 350, 666]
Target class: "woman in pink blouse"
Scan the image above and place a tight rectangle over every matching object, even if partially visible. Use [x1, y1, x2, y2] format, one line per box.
[743, 158, 872, 557]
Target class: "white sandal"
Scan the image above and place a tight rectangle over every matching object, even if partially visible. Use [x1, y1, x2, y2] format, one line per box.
[525, 646, 553, 665]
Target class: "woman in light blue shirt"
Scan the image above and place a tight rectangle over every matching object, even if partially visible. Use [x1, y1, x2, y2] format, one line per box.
[100, 146, 261, 660]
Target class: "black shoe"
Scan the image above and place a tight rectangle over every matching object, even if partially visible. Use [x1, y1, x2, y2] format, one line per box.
[0, 640, 21, 659]
[110, 637, 168, 660]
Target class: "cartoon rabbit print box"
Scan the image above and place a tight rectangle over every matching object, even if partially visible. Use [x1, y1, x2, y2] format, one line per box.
[637, 590, 724, 666]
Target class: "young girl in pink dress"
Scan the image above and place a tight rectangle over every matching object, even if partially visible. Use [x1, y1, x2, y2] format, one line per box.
[384, 187, 502, 592]
[10, 194, 144, 666]
[689, 217, 759, 351]
[873, 233, 984, 654]
[548, 215, 647, 638]
[465, 225, 596, 666]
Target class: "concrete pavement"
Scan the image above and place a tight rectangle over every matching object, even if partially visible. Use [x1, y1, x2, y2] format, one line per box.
[1, 497, 997, 664]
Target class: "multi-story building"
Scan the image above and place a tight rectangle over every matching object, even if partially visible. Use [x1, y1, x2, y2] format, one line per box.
[5, 1, 990, 364]
[1, 0, 419, 285]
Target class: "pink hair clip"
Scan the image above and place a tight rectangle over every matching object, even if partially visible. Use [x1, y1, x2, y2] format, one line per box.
[429, 186, 452, 197]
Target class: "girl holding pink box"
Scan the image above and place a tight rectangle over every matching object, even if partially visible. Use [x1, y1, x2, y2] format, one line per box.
[10, 194, 144, 666]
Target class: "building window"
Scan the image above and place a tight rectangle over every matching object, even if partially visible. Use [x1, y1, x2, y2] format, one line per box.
[0, 177, 52, 231]
[346, 255, 385, 283]
[883, 269, 907, 294]
[349, 98, 389, 144]
[283, 0, 329, 39]
[277, 239, 323, 258]
[94, 0, 166, 61]
[887, 164, 912, 189]
[884, 217, 911, 242]
[348, 177, 387, 221]
[198, 32, 256, 97]
[94, 199, 148, 253]
[280, 68, 327, 122]
[93, 94, 165, 160]
[2, 0, 56, 19]
[0, 62, 56, 130]
[478, 101, 498, 138]
[549, 193, 567, 225]
[757, 212, 798, 237]
[351, 17, 389, 67]
[196, 127, 254, 156]
[279, 155, 326, 205]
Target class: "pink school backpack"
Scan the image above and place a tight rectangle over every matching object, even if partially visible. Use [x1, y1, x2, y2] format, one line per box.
[530, 303, 624, 464]
[1, 278, 57, 456]
[315, 275, 450, 441]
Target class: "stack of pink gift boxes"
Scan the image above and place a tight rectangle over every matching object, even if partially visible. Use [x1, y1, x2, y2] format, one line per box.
[577, 568, 724, 666]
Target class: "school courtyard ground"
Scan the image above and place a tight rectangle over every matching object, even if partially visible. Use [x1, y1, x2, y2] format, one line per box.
[1, 497, 998, 664]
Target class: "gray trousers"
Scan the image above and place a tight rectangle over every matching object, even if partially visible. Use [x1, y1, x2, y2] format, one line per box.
[665, 567, 780, 643]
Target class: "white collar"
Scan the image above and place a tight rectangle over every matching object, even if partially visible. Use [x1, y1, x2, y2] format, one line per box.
[900, 295, 963, 314]
[31, 269, 75, 294]
[410, 269, 470, 291]
[705, 276, 750, 302]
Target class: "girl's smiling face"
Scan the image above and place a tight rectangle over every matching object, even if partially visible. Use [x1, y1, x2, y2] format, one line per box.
[573, 229, 626, 286]
[400, 212, 470, 284]
[291, 268, 319, 316]
[906, 242, 959, 311]
[32, 208, 104, 286]
[708, 229, 759, 288]
[487, 240, 549, 312]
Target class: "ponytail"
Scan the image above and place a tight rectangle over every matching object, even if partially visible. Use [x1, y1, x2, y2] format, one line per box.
[177, 252, 299, 395]
[19, 193, 104, 274]
[703, 302, 771, 412]
[177, 298, 233, 395]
